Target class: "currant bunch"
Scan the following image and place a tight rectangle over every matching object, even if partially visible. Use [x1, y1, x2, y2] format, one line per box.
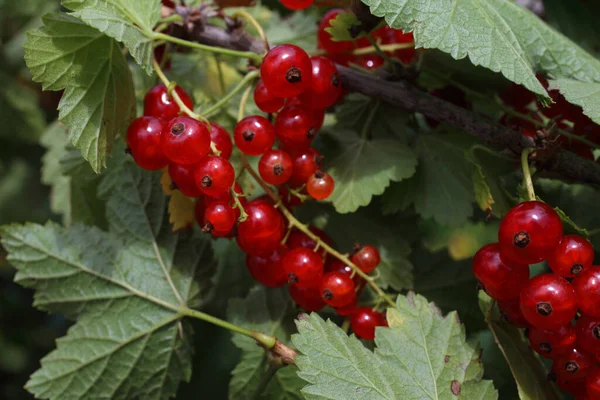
[472, 200, 600, 398]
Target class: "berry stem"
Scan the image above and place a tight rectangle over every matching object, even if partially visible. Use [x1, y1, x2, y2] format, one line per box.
[521, 147, 537, 201]
[308, 43, 414, 58]
[202, 70, 260, 118]
[239, 154, 396, 307]
[232, 9, 270, 53]
[366, 34, 395, 69]
[231, 185, 249, 222]
[210, 142, 222, 156]
[152, 32, 263, 63]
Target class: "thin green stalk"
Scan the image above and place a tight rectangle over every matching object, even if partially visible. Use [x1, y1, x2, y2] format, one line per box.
[521, 148, 536, 201]
[203, 70, 259, 118]
[153, 32, 263, 63]
[238, 84, 254, 122]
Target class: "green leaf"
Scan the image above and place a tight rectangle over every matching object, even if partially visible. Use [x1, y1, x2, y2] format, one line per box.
[228, 287, 304, 400]
[40, 123, 72, 223]
[263, 9, 318, 50]
[1, 158, 217, 399]
[361, 0, 600, 98]
[412, 133, 475, 227]
[550, 79, 600, 125]
[381, 177, 418, 215]
[324, 12, 362, 42]
[24, 13, 136, 172]
[62, 0, 161, 74]
[543, 0, 600, 58]
[292, 293, 497, 399]
[0, 71, 46, 143]
[478, 293, 560, 400]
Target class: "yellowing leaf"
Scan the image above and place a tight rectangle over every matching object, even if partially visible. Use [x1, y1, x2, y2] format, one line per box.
[161, 168, 174, 195]
[169, 191, 195, 231]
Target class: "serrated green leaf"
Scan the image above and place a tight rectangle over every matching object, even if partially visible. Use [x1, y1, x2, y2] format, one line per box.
[381, 177, 418, 215]
[40, 123, 72, 223]
[324, 12, 362, 42]
[361, 0, 600, 99]
[264, 9, 318, 49]
[62, 0, 160, 74]
[478, 293, 560, 400]
[1, 158, 216, 399]
[550, 79, 600, 125]
[24, 13, 136, 172]
[292, 293, 497, 399]
[227, 287, 304, 400]
[554, 206, 589, 237]
[327, 128, 417, 213]
[412, 133, 475, 227]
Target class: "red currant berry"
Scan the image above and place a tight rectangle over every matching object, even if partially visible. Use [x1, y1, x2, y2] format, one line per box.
[161, 117, 211, 165]
[275, 105, 318, 148]
[209, 122, 233, 160]
[351, 307, 385, 340]
[246, 245, 288, 288]
[203, 200, 236, 233]
[298, 56, 342, 109]
[194, 198, 205, 227]
[168, 162, 203, 197]
[574, 267, 600, 317]
[320, 271, 356, 307]
[375, 26, 416, 64]
[307, 171, 335, 200]
[472, 243, 529, 301]
[278, 185, 305, 208]
[194, 155, 235, 197]
[261, 44, 312, 98]
[162, 0, 175, 7]
[325, 258, 363, 287]
[236, 200, 285, 256]
[312, 108, 325, 130]
[234, 115, 276, 156]
[335, 296, 359, 316]
[548, 235, 594, 278]
[258, 150, 293, 185]
[498, 201, 563, 265]
[280, 0, 313, 10]
[283, 248, 324, 288]
[497, 299, 529, 328]
[357, 54, 385, 70]
[351, 244, 381, 274]
[500, 83, 537, 110]
[289, 147, 322, 185]
[553, 347, 596, 384]
[576, 315, 600, 356]
[287, 227, 331, 260]
[289, 284, 326, 312]
[528, 324, 576, 358]
[519, 274, 577, 330]
[126, 116, 168, 170]
[317, 9, 354, 54]
[587, 368, 600, 399]
[253, 80, 285, 113]
[143, 84, 193, 121]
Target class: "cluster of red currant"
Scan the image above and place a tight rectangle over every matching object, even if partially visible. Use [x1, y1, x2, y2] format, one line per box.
[472, 200, 600, 398]
[317, 9, 415, 70]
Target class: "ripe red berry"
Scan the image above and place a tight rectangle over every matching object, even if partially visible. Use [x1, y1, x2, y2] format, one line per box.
[586, 368, 600, 399]
[261, 44, 312, 98]
[236, 200, 285, 256]
[194, 155, 235, 197]
[335, 296, 359, 316]
[317, 9, 354, 54]
[126, 116, 168, 170]
[283, 248, 324, 288]
[289, 147, 322, 185]
[351, 307, 385, 340]
[497, 299, 529, 328]
[280, 0, 313, 10]
[357, 54, 385, 70]
[307, 171, 335, 200]
[498, 201, 563, 265]
[499, 83, 537, 110]
[320, 271, 356, 307]
[472, 243, 529, 301]
[203, 200, 236, 234]
[143, 84, 193, 121]
[253, 80, 285, 113]
[351, 244, 381, 274]
[553, 347, 596, 384]
[325, 258, 363, 287]
[234, 115, 276, 156]
[548, 235, 594, 278]
[278, 185, 305, 208]
[528, 324, 576, 358]
[576, 315, 600, 356]
[209, 122, 233, 160]
[161, 117, 211, 165]
[574, 267, 600, 317]
[289, 284, 326, 312]
[275, 105, 318, 148]
[287, 227, 331, 260]
[194, 198, 205, 227]
[258, 150, 293, 185]
[246, 245, 288, 288]
[374, 26, 415, 65]
[162, 0, 175, 7]
[519, 274, 577, 330]
[298, 56, 342, 109]
[168, 162, 203, 197]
